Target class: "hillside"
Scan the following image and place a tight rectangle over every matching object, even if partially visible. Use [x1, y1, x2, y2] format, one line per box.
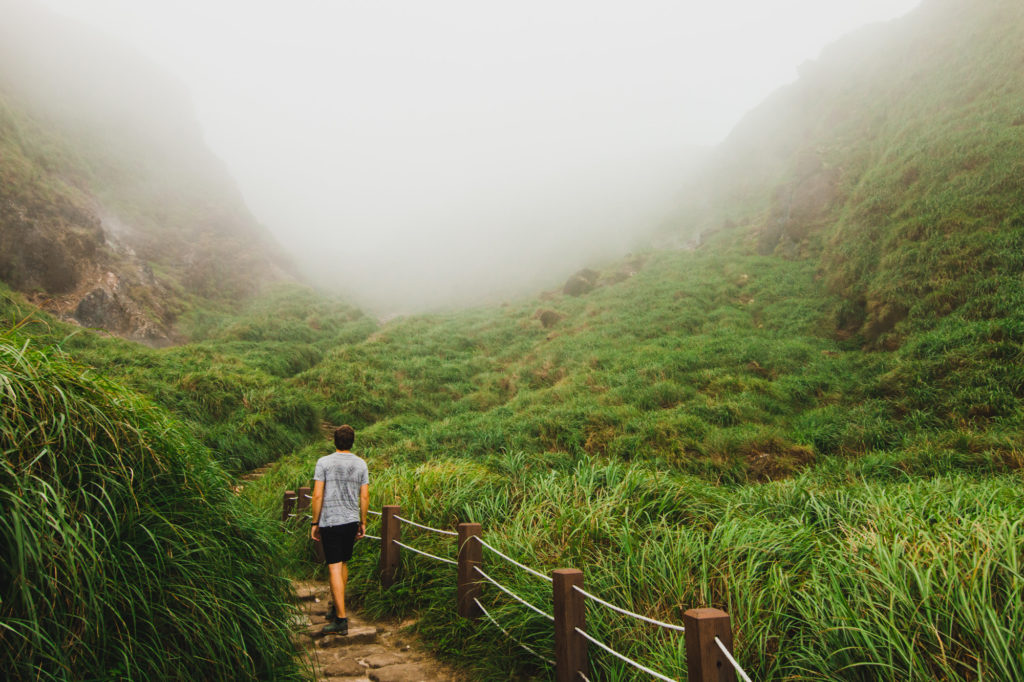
[3, 0, 1024, 679]
[0, 0, 293, 343]
[670, 0, 1024, 348]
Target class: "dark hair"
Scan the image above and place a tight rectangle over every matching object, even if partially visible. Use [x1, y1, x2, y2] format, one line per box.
[334, 425, 355, 451]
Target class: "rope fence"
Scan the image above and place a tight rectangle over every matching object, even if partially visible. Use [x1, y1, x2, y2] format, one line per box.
[393, 539, 458, 566]
[476, 537, 553, 583]
[474, 597, 555, 666]
[474, 566, 554, 622]
[573, 585, 685, 632]
[717, 636, 754, 682]
[574, 627, 677, 682]
[394, 514, 459, 536]
[283, 493, 755, 682]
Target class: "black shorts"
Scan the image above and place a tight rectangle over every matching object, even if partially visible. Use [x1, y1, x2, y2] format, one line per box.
[320, 522, 359, 564]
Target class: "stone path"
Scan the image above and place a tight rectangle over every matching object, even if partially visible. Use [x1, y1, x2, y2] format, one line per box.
[293, 581, 466, 682]
[237, 464, 465, 681]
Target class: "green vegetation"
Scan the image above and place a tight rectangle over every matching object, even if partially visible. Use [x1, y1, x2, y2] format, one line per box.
[241, 245, 1024, 680]
[0, 329, 304, 680]
[4, 1, 1024, 680]
[1, 283, 375, 472]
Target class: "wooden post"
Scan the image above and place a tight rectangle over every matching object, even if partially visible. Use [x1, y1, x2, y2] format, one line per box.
[684, 608, 737, 682]
[296, 486, 311, 514]
[282, 490, 296, 522]
[457, 523, 483, 619]
[380, 505, 401, 588]
[552, 569, 587, 682]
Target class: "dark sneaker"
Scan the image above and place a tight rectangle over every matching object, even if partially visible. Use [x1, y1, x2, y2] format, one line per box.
[322, 617, 347, 636]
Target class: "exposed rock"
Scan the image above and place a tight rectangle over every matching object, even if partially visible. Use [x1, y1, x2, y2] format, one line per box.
[532, 309, 563, 329]
[369, 664, 435, 682]
[318, 625, 379, 647]
[364, 653, 405, 668]
[74, 288, 129, 330]
[563, 268, 600, 296]
[323, 658, 367, 676]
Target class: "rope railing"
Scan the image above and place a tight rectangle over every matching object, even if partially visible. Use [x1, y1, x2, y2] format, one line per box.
[473, 597, 555, 667]
[394, 514, 458, 536]
[572, 585, 685, 632]
[574, 627, 678, 682]
[475, 537, 553, 583]
[473, 566, 554, 622]
[392, 539, 457, 566]
[287, 496, 752, 682]
[715, 637, 753, 682]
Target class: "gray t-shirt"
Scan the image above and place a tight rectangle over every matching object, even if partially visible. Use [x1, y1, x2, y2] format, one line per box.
[313, 451, 369, 527]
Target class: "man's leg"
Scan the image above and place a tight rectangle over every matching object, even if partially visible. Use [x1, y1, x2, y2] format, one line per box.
[327, 561, 347, 619]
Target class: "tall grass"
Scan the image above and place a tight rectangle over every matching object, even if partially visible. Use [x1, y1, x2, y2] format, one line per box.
[0, 331, 304, 681]
[252, 449, 1024, 681]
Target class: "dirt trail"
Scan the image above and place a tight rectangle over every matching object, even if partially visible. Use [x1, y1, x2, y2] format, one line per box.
[238, 464, 465, 682]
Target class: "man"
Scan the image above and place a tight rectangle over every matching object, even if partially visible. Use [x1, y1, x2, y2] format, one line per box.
[310, 425, 369, 635]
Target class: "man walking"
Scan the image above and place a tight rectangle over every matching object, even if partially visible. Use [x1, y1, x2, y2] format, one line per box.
[310, 425, 369, 635]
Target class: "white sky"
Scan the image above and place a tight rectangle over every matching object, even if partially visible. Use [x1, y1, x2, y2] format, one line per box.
[36, 0, 921, 313]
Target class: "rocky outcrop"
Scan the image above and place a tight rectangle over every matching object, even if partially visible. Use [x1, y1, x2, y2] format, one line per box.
[532, 308, 563, 329]
[562, 268, 600, 296]
[0, 1, 295, 343]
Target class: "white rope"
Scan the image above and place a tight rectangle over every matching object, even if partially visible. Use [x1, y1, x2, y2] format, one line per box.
[393, 539, 457, 566]
[475, 537, 553, 583]
[473, 597, 555, 666]
[368, 510, 382, 516]
[574, 627, 677, 682]
[394, 515, 458, 536]
[363, 534, 381, 541]
[303, 494, 312, 500]
[473, 566, 554, 622]
[572, 585, 685, 632]
[715, 637, 754, 682]
[577, 673, 592, 682]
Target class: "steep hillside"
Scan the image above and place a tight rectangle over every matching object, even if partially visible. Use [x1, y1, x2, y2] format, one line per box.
[671, 0, 1024, 348]
[0, 0, 293, 343]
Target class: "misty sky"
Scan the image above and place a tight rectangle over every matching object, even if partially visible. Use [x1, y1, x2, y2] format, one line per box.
[36, 0, 920, 313]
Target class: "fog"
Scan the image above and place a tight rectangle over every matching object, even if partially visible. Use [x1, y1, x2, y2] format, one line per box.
[32, 0, 920, 314]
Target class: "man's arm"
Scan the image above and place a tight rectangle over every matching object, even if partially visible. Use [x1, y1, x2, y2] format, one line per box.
[310, 479, 325, 541]
[357, 483, 369, 539]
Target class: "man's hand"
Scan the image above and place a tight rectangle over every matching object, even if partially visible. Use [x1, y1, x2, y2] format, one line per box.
[356, 522, 365, 540]
[311, 524, 321, 542]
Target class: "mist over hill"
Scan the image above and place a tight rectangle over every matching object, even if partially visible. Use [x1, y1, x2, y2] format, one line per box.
[667, 0, 1024, 347]
[0, 0, 293, 343]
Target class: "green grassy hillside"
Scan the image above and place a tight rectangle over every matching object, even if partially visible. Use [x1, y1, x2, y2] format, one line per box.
[0, 330, 304, 680]
[673, 0, 1024, 349]
[242, 248, 1023, 680]
[4, 0, 1024, 679]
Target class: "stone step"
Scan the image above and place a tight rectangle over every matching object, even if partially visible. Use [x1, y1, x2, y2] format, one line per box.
[316, 625, 378, 647]
[369, 663, 436, 682]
